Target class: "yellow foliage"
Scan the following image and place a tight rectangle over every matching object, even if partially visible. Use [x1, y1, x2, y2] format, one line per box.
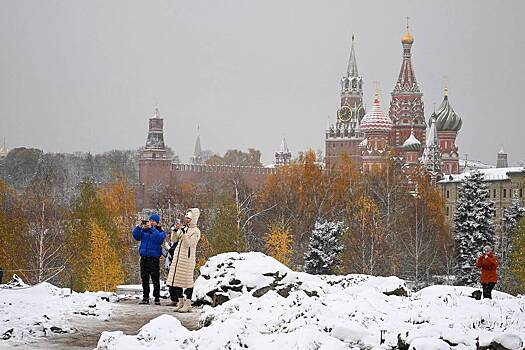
[86, 221, 124, 292]
[511, 219, 525, 292]
[265, 224, 293, 266]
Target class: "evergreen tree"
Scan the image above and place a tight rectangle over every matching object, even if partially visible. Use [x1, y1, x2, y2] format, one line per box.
[499, 193, 525, 289]
[304, 219, 345, 274]
[86, 221, 124, 292]
[453, 170, 496, 286]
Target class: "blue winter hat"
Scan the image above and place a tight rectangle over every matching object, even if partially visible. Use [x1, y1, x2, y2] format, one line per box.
[149, 213, 161, 224]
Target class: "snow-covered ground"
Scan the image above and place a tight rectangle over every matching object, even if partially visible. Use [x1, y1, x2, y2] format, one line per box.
[2, 254, 524, 350]
[97, 252, 525, 350]
[0, 275, 112, 344]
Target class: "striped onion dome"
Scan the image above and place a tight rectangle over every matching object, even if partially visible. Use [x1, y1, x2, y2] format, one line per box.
[435, 89, 462, 132]
[360, 95, 393, 133]
[403, 129, 422, 152]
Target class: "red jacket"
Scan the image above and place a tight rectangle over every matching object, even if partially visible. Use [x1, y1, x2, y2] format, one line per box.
[475, 253, 499, 283]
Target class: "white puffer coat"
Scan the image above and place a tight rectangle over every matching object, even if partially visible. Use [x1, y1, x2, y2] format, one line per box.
[166, 208, 201, 288]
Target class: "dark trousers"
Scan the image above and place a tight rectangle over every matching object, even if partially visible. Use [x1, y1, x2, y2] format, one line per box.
[482, 282, 496, 299]
[140, 256, 160, 301]
[169, 286, 193, 301]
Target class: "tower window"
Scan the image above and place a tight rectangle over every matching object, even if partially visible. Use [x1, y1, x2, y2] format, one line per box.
[446, 190, 450, 199]
[493, 189, 496, 198]
[503, 189, 507, 198]
[520, 188, 523, 198]
[446, 206, 450, 216]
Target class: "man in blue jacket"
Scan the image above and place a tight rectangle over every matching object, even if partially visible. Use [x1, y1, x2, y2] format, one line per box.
[132, 213, 166, 305]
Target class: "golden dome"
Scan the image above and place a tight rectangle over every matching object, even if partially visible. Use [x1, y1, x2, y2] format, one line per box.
[401, 30, 414, 44]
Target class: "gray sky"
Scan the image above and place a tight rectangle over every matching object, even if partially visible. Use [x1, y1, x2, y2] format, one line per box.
[1, 0, 524, 166]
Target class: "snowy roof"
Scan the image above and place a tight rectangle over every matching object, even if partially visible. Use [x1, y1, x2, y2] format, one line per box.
[360, 96, 393, 133]
[402, 130, 422, 152]
[459, 158, 495, 170]
[438, 167, 524, 184]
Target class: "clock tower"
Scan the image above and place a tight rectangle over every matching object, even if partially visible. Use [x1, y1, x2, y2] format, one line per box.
[325, 35, 366, 169]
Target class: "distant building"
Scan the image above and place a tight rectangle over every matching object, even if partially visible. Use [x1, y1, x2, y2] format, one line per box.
[497, 146, 509, 168]
[137, 108, 276, 209]
[275, 137, 292, 166]
[325, 23, 463, 181]
[438, 165, 525, 231]
[0, 139, 8, 160]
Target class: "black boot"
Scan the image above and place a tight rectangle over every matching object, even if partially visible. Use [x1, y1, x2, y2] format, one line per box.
[139, 299, 149, 305]
[154, 298, 161, 305]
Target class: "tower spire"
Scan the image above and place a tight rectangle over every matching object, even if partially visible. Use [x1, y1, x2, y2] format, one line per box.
[347, 34, 358, 77]
[192, 125, 203, 164]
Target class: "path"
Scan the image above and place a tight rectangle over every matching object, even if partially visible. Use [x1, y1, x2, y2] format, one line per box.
[7, 299, 201, 350]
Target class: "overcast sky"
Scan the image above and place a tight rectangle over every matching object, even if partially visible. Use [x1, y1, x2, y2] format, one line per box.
[1, 0, 523, 165]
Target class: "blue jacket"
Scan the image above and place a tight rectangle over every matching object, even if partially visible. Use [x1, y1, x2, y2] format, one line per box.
[132, 226, 166, 258]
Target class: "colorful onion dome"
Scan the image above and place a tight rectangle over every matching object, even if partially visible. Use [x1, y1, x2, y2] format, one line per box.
[360, 93, 393, 133]
[403, 129, 422, 152]
[435, 88, 462, 132]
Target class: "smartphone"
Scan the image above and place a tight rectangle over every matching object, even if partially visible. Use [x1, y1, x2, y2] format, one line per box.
[141, 220, 148, 225]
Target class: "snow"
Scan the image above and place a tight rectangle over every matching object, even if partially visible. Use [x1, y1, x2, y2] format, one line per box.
[438, 166, 523, 183]
[94, 252, 525, 350]
[492, 333, 524, 350]
[3, 253, 525, 350]
[0, 280, 112, 344]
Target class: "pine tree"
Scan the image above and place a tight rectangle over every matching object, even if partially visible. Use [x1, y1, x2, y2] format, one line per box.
[265, 224, 293, 266]
[499, 193, 525, 289]
[453, 170, 496, 286]
[86, 221, 124, 292]
[304, 219, 345, 274]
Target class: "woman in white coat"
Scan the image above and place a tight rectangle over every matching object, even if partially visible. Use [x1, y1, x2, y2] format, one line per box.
[166, 208, 201, 312]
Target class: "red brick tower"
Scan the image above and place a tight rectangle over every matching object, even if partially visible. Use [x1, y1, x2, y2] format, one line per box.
[138, 108, 173, 209]
[325, 35, 366, 169]
[361, 91, 393, 172]
[388, 22, 425, 155]
[434, 88, 462, 174]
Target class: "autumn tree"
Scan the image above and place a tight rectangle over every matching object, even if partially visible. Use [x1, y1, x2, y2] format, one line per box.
[510, 218, 525, 294]
[86, 222, 125, 292]
[256, 151, 359, 264]
[22, 154, 69, 284]
[97, 172, 138, 283]
[265, 223, 293, 266]
[206, 149, 262, 167]
[67, 181, 112, 291]
[0, 179, 29, 282]
[343, 195, 389, 275]
[207, 196, 246, 256]
[398, 178, 449, 287]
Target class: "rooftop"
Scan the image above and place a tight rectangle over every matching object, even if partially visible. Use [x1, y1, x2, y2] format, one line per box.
[438, 167, 524, 184]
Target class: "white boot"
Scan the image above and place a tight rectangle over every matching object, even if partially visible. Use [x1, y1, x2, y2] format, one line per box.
[173, 298, 184, 311]
[178, 298, 192, 313]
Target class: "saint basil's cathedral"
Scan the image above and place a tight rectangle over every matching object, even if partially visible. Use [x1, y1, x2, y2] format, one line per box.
[138, 24, 464, 209]
[325, 24, 462, 181]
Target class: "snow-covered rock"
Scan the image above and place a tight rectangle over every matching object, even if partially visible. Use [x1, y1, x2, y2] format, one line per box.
[0, 282, 112, 344]
[489, 333, 523, 350]
[0, 274, 29, 289]
[193, 252, 408, 306]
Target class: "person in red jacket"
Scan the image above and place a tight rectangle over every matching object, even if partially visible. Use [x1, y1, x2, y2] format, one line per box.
[475, 245, 499, 299]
